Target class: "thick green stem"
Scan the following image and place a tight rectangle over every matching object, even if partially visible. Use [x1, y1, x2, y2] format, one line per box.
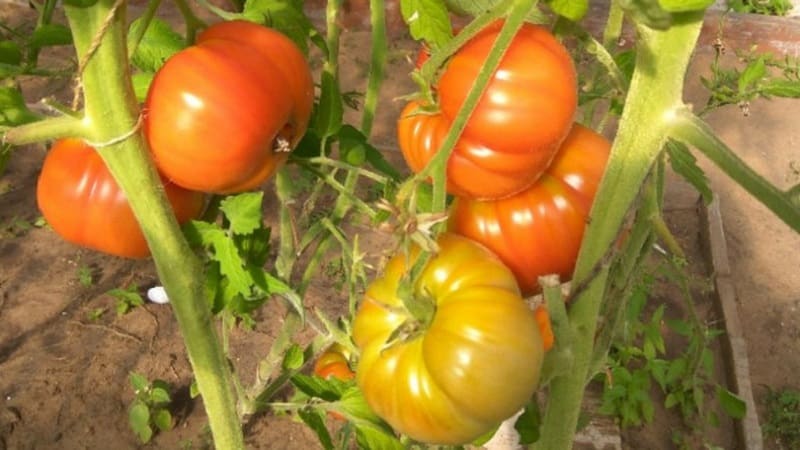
[361, 0, 387, 137]
[63, 2, 243, 448]
[535, 14, 705, 450]
[669, 108, 800, 232]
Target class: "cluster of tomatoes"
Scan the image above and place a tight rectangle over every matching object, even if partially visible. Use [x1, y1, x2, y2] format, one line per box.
[36, 20, 314, 258]
[314, 20, 611, 445]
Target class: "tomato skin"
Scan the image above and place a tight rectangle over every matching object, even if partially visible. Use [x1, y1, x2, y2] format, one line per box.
[398, 100, 556, 199]
[36, 139, 206, 258]
[438, 21, 577, 157]
[313, 344, 355, 381]
[145, 20, 313, 194]
[353, 233, 544, 445]
[398, 21, 577, 200]
[449, 124, 611, 295]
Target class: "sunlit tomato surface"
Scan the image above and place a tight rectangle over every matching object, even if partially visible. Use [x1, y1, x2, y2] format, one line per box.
[36, 139, 206, 258]
[398, 99, 555, 199]
[145, 20, 313, 194]
[353, 233, 544, 445]
[449, 124, 611, 295]
[398, 21, 577, 200]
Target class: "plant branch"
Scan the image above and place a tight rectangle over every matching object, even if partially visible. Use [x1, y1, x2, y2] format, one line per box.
[535, 14, 705, 450]
[3, 114, 86, 145]
[62, 2, 243, 448]
[668, 107, 800, 232]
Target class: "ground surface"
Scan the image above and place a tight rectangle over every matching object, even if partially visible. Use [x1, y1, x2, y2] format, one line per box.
[1, 3, 799, 450]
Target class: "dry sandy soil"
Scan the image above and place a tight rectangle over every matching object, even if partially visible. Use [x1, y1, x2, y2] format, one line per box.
[1, 2, 798, 449]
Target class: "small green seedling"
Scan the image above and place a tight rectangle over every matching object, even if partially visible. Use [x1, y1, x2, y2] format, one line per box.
[128, 372, 174, 444]
[106, 284, 144, 316]
[763, 386, 800, 448]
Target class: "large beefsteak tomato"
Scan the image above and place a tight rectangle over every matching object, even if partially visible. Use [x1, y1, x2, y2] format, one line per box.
[449, 124, 611, 295]
[36, 138, 206, 258]
[398, 21, 577, 199]
[353, 233, 544, 445]
[144, 20, 313, 194]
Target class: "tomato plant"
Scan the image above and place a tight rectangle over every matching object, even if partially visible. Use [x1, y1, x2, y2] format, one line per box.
[398, 20, 578, 200]
[36, 138, 206, 258]
[144, 20, 313, 194]
[449, 124, 611, 295]
[352, 233, 545, 445]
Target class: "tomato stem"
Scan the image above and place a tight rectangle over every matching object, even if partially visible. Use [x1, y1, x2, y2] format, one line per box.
[535, 15, 705, 450]
[61, 2, 244, 449]
[360, 0, 387, 138]
[3, 114, 86, 145]
[668, 107, 800, 232]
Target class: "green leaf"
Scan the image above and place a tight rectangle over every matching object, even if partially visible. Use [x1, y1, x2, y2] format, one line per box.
[184, 221, 254, 297]
[761, 78, 800, 98]
[291, 374, 345, 401]
[220, 192, 264, 235]
[400, 0, 453, 49]
[444, 0, 498, 15]
[338, 388, 404, 450]
[30, 24, 73, 49]
[251, 270, 305, 319]
[128, 17, 186, 72]
[129, 372, 149, 393]
[338, 125, 402, 180]
[242, 0, 312, 53]
[131, 72, 154, 103]
[666, 140, 713, 204]
[297, 408, 334, 450]
[128, 401, 152, 443]
[665, 317, 693, 337]
[738, 57, 766, 94]
[514, 401, 541, 444]
[338, 125, 367, 166]
[189, 379, 200, 398]
[548, 0, 589, 20]
[619, 0, 672, 30]
[657, 0, 713, 12]
[282, 343, 305, 370]
[150, 386, 171, 405]
[313, 71, 343, 139]
[0, 86, 40, 126]
[152, 408, 173, 432]
[0, 41, 22, 66]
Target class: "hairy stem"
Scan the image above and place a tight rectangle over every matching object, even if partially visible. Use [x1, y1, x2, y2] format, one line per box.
[63, 2, 243, 448]
[535, 14, 705, 450]
[669, 107, 800, 232]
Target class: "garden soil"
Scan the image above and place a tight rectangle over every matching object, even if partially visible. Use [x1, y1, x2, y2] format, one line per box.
[1, 2, 799, 449]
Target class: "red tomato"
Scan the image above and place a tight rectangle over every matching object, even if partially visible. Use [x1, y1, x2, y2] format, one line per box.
[398, 21, 578, 200]
[448, 124, 611, 295]
[397, 99, 557, 199]
[36, 139, 206, 258]
[144, 20, 313, 194]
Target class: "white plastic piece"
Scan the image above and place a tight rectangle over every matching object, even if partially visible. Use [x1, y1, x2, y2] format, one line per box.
[147, 286, 170, 304]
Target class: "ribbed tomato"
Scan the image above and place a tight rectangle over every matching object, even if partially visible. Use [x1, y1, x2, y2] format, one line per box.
[144, 20, 313, 194]
[449, 124, 611, 295]
[353, 233, 544, 445]
[36, 138, 206, 258]
[398, 21, 577, 199]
